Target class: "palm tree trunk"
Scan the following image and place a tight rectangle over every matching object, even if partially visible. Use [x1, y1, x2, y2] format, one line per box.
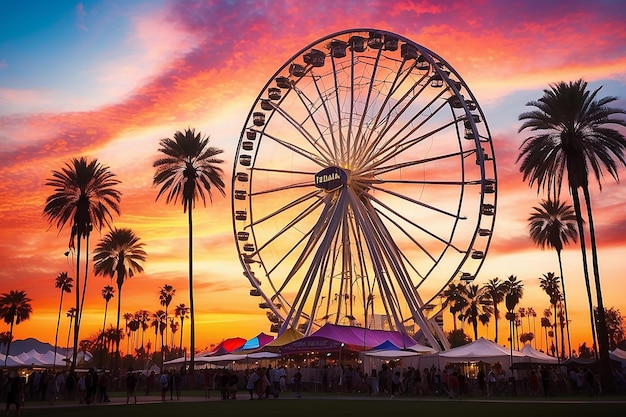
[188, 205, 195, 385]
[53, 290, 64, 373]
[3, 320, 15, 366]
[582, 186, 615, 394]
[79, 232, 91, 326]
[556, 253, 572, 358]
[552, 303, 559, 362]
[179, 318, 184, 351]
[494, 306, 499, 343]
[570, 187, 598, 354]
[71, 233, 82, 373]
[115, 284, 122, 375]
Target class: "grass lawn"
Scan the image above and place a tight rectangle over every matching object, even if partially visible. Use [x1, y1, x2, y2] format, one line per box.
[14, 391, 626, 417]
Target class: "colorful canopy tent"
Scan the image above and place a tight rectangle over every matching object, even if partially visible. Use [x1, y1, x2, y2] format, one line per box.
[370, 340, 401, 351]
[279, 323, 419, 354]
[237, 332, 275, 351]
[199, 337, 247, 357]
[259, 328, 304, 352]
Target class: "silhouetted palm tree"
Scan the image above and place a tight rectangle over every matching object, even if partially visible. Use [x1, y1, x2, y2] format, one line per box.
[174, 303, 189, 351]
[123, 312, 133, 355]
[93, 227, 146, 369]
[53, 272, 73, 372]
[539, 272, 562, 360]
[153, 128, 226, 377]
[151, 310, 167, 363]
[159, 284, 176, 351]
[502, 276, 524, 355]
[441, 282, 468, 331]
[518, 79, 626, 391]
[43, 157, 121, 371]
[482, 278, 506, 343]
[135, 309, 150, 349]
[458, 284, 493, 340]
[0, 290, 33, 366]
[528, 198, 577, 357]
[65, 307, 77, 358]
[100, 285, 115, 354]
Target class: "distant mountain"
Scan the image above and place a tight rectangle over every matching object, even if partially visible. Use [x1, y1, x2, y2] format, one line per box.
[0, 338, 66, 355]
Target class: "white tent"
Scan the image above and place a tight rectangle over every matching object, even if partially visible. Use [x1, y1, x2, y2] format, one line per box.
[520, 344, 559, 364]
[610, 348, 626, 369]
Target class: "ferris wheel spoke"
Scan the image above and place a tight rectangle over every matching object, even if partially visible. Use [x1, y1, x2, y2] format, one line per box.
[282, 193, 348, 330]
[360, 98, 454, 170]
[288, 82, 340, 161]
[371, 148, 474, 177]
[261, 131, 329, 166]
[356, 72, 432, 164]
[369, 184, 466, 220]
[367, 192, 466, 252]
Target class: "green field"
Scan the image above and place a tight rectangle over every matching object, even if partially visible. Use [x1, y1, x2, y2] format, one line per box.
[14, 392, 626, 417]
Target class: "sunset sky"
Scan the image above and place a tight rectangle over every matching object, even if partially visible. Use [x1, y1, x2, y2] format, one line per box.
[1, 0, 626, 355]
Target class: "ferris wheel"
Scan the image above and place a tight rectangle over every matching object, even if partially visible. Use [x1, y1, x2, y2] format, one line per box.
[231, 29, 497, 349]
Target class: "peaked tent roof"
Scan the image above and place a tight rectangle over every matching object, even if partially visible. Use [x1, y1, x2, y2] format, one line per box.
[239, 332, 275, 351]
[371, 340, 401, 351]
[259, 328, 305, 352]
[199, 337, 247, 357]
[520, 344, 559, 364]
[310, 323, 418, 349]
[438, 337, 526, 363]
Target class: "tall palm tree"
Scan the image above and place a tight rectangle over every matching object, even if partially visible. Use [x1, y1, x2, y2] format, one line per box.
[0, 290, 33, 366]
[65, 307, 77, 358]
[517, 79, 626, 392]
[539, 272, 562, 359]
[53, 272, 73, 372]
[153, 128, 226, 378]
[150, 310, 167, 363]
[93, 227, 146, 370]
[528, 198, 577, 357]
[540, 311, 552, 352]
[441, 282, 468, 331]
[135, 309, 150, 350]
[44, 157, 121, 371]
[458, 284, 493, 341]
[482, 278, 506, 343]
[502, 275, 524, 356]
[123, 312, 134, 355]
[159, 284, 176, 352]
[174, 303, 189, 351]
[100, 285, 115, 354]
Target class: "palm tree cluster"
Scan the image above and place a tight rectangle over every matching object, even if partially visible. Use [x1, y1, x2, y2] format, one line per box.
[41, 128, 225, 375]
[517, 79, 626, 393]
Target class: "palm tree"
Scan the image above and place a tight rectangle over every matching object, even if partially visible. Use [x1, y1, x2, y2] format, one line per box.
[44, 157, 121, 371]
[539, 272, 562, 359]
[135, 309, 150, 350]
[150, 310, 167, 363]
[100, 285, 115, 355]
[526, 307, 538, 348]
[158, 284, 176, 352]
[540, 312, 552, 352]
[441, 282, 468, 331]
[53, 272, 73, 372]
[174, 303, 189, 351]
[528, 198, 577, 357]
[458, 284, 493, 341]
[153, 128, 226, 378]
[517, 79, 626, 392]
[123, 312, 133, 355]
[502, 275, 524, 356]
[482, 278, 506, 343]
[0, 290, 33, 366]
[93, 227, 146, 371]
[65, 307, 77, 358]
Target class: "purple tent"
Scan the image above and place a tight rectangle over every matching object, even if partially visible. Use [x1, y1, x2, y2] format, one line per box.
[279, 323, 417, 354]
